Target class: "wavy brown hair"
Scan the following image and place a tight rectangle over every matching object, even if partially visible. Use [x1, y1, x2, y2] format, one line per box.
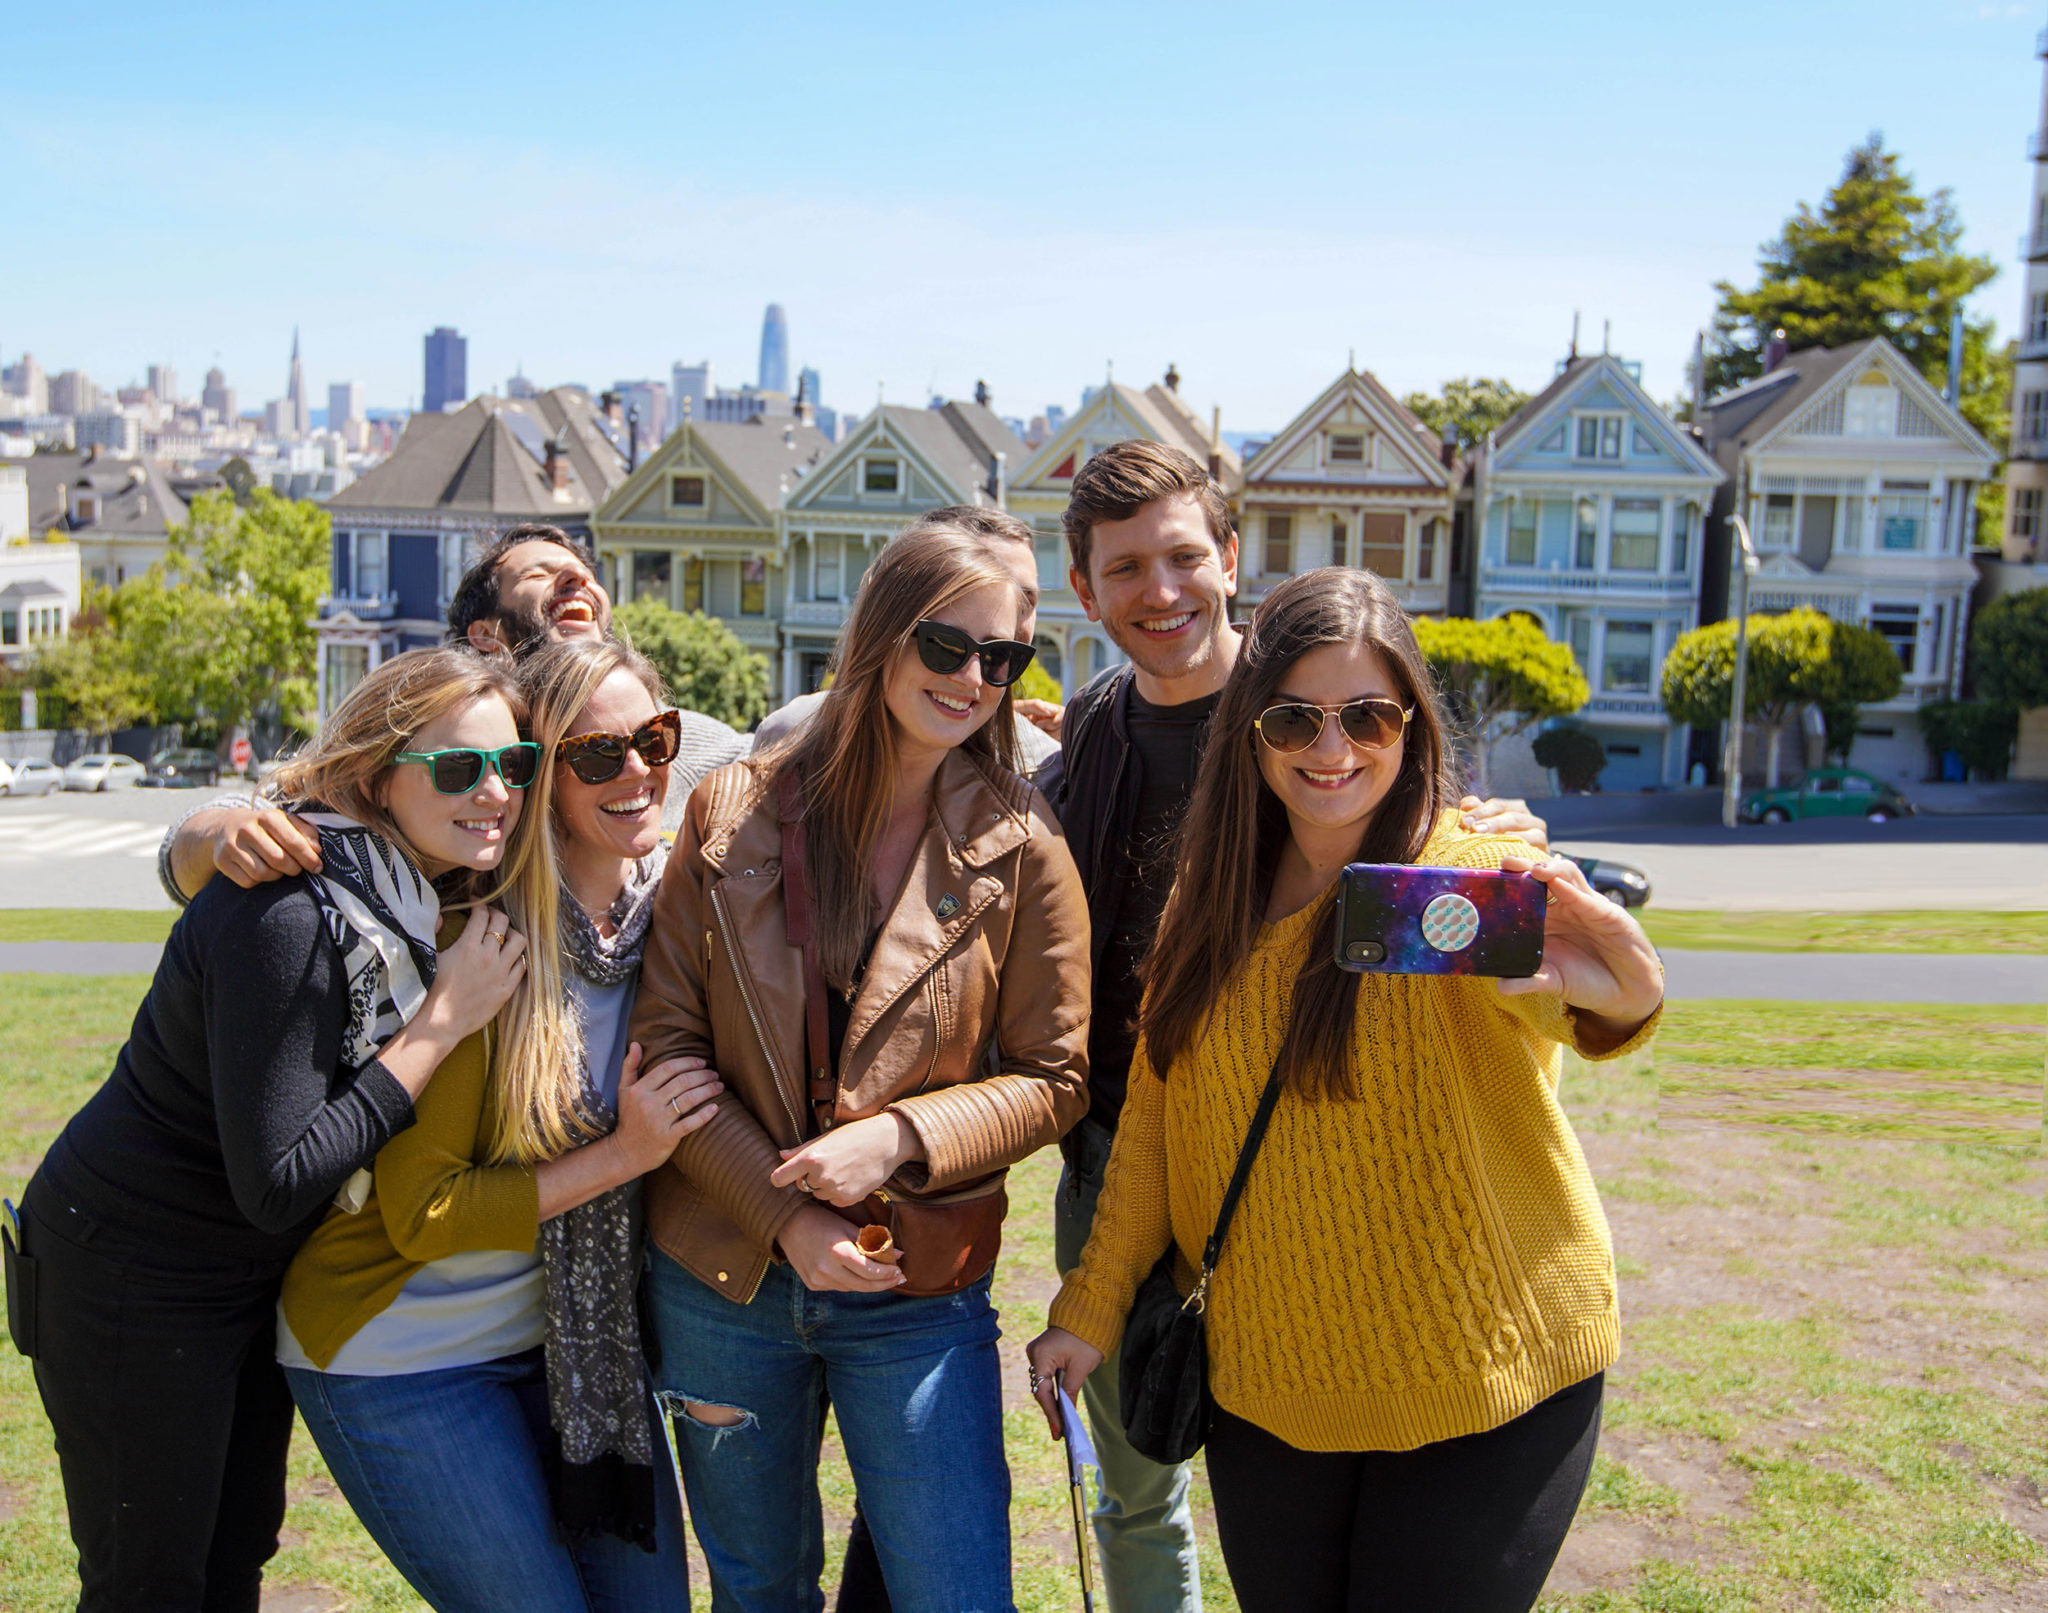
[1137, 568, 1457, 1099]
[767, 509, 1027, 991]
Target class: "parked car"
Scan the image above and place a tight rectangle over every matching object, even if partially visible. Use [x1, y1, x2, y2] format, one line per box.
[1741, 767, 1915, 824]
[1559, 852, 1652, 908]
[4, 759, 65, 797]
[0, 759, 10, 794]
[142, 746, 223, 788]
[61, 753, 148, 792]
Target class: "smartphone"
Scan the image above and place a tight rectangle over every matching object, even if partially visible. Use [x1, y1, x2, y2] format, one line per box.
[1334, 864, 1544, 978]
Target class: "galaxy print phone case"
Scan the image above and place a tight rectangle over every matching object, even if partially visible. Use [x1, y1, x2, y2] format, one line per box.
[1334, 865, 1545, 978]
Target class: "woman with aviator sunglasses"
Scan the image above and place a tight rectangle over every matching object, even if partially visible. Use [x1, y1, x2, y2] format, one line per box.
[1029, 569, 1663, 1612]
[274, 637, 717, 1611]
[629, 511, 1090, 1611]
[16, 648, 539, 1611]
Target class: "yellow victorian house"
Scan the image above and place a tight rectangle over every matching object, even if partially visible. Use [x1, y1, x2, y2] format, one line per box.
[592, 414, 833, 700]
[1007, 369, 1240, 696]
[1238, 368, 1458, 618]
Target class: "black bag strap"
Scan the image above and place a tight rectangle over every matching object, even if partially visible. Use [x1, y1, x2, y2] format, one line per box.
[1187, 1059, 1285, 1311]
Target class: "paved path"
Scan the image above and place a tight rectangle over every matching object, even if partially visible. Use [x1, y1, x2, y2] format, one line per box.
[1660, 949, 2047, 1004]
[0, 942, 163, 973]
[0, 787, 236, 910]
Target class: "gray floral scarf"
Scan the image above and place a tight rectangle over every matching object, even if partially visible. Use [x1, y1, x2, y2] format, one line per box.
[543, 850, 665, 1548]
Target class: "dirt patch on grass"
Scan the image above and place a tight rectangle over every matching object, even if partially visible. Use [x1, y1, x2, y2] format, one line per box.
[1657, 1062, 2043, 1145]
[258, 1587, 342, 1612]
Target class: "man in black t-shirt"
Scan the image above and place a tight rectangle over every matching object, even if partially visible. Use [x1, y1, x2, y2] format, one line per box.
[1038, 442, 1546, 1612]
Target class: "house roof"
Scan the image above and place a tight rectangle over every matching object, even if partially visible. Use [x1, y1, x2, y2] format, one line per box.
[327, 388, 629, 519]
[1698, 341, 1871, 466]
[1485, 352, 1723, 482]
[881, 402, 1029, 499]
[0, 578, 68, 603]
[1242, 368, 1451, 487]
[23, 450, 190, 538]
[692, 418, 836, 509]
[1014, 378, 1241, 493]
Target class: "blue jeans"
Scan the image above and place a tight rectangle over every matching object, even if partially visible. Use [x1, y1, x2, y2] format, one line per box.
[285, 1347, 691, 1613]
[646, 1249, 1012, 1613]
[1056, 1117, 1204, 1613]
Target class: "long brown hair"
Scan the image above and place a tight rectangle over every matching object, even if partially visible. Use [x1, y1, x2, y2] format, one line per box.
[769, 509, 1027, 991]
[1137, 568, 1457, 1098]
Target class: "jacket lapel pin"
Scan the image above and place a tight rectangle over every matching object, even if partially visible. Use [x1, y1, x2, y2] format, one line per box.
[935, 893, 961, 920]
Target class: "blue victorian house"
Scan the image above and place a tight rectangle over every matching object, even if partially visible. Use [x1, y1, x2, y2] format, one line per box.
[1470, 353, 1724, 790]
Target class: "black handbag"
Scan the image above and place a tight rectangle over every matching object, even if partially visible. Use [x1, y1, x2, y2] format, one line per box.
[1118, 1059, 1285, 1464]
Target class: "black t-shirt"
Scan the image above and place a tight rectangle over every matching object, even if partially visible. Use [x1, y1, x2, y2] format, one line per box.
[1086, 685, 1220, 1132]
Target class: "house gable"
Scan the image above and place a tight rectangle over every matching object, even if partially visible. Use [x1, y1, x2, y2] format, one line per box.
[594, 426, 770, 532]
[1757, 341, 1997, 465]
[1010, 386, 1161, 498]
[784, 409, 966, 517]
[1492, 354, 1721, 484]
[1242, 370, 1449, 489]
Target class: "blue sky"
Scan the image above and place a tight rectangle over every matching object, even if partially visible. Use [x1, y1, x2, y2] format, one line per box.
[6, 1, 2040, 432]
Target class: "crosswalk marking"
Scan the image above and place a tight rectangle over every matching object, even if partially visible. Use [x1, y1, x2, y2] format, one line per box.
[0, 814, 165, 861]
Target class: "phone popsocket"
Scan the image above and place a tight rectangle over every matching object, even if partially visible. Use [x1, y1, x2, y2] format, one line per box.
[1336, 865, 1545, 978]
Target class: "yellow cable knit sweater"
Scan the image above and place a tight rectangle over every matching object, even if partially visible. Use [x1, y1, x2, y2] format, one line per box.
[1048, 816, 1659, 1454]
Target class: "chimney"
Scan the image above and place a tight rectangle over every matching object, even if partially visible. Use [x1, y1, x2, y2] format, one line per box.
[1207, 403, 1223, 482]
[974, 379, 991, 408]
[543, 434, 570, 493]
[1163, 362, 1180, 393]
[783, 423, 795, 449]
[600, 389, 624, 426]
[988, 450, 1007, 507]
[1763, 328, 1789, 372]
[794, 373, 814, 426]
[1439, 422, 1458, 468]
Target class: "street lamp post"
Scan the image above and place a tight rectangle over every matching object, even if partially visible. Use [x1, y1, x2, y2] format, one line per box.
[1721, 513, 1759, 829]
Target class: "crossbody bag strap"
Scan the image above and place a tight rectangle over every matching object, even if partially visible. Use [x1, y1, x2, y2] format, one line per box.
[1186, 1060, 1286, 1311]
[776, 768, 835, 1134]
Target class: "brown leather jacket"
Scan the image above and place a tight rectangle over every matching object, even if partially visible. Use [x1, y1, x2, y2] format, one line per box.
[630, 749, 1091, 1303]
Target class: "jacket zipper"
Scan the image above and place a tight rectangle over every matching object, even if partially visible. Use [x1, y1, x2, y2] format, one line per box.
[709, 880, 806, 1136]
[850, 885, 1002, 1059]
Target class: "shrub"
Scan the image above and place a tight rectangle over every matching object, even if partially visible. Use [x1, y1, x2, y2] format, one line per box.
[1532, 723, 1608, 792]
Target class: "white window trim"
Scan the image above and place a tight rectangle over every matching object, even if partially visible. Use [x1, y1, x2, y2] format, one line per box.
[859, 455, 902, 500]
[1572, 412, 1626, 462]
[354, 530, 388, 599]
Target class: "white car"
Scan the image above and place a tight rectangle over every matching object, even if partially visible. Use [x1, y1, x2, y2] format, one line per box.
[4, 759, 63, 796]
[61, 753, 148, 792]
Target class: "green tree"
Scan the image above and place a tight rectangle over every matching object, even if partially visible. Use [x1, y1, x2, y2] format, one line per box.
[614, 599, 771, 730]
[1916, 699, 2018, 780]
[1411, 615, 1588, 793]
[1704, 136, 2004, 450]
[1969, 587, 2048, 709]
[36, 592, 153, 742]
[1012, 659, 1062, 706]
[1399, 378, 1532, 450]
[116, 489, 329, 741]
[1813, 619, 1904, 762]
[1531, 722, 1606, 793]
[1661, 608, 1842, 786]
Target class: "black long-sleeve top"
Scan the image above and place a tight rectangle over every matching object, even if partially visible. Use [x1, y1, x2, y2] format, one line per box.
[30, 876, 418, 1267]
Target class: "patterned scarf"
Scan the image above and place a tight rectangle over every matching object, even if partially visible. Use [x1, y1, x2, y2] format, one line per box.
[543, 847, 665, 1548]
[299, 811, 441, 1215]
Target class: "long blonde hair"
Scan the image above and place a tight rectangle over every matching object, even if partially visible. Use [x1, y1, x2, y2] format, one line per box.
[765, 510, 1026, 991]
[269, 646, 577, 1164]
[485, 637, 670, 1165]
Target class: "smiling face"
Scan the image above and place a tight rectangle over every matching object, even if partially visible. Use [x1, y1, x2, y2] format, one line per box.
[1072, 493, 1238, 702]
[1255, 640, 1409, 861]
[491, 538, 611, 651]
[379, 692, 525, 879]
[881, 579, 1023, 766]
[552, 668, 668, 866]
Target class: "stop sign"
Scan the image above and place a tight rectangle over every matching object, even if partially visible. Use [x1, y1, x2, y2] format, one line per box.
[230, 737, 254, 770]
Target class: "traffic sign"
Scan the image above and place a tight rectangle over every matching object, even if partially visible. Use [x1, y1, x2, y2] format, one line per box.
[230, 736, 254, 770]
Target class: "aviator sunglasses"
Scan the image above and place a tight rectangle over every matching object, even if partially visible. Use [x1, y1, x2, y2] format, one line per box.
[1254, 697, 1414, 754]
[911, 619, 1037, 688]
[392, 742, 542, 794]
[557, 708, 683, 784]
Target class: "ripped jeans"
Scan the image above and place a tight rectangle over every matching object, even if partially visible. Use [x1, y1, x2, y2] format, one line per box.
[645, 1249, 1013, 1613]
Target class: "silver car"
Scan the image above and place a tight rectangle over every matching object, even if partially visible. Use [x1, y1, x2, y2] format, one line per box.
[3, 759, 64, 796]
[61, 753, 148, 792]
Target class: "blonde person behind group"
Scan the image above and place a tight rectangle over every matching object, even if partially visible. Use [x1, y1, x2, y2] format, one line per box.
[16, 648, 537, 1611]
[277, 636, 721, 1612]
[629, 512, 1091, 1613]
[1028, 569, 1664, 1613]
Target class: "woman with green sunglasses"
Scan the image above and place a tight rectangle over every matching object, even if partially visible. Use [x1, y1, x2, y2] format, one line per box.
[18, 646, 545, 1610]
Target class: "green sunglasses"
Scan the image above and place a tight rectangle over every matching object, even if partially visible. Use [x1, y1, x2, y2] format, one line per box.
[392, 742, 541, 794]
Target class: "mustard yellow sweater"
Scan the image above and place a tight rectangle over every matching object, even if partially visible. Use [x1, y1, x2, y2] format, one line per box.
[1048, 818, 1659, 1454]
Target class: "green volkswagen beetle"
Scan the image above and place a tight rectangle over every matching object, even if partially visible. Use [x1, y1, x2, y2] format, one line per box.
[1741, 767, 1915, 824]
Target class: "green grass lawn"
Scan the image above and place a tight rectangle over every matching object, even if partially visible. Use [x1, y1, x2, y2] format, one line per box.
[1654, 1001, 2047, 1145]
[0, 910, 177, 943]
[1640, 909, 2048, 956]
[4, 979, 2045, 1610]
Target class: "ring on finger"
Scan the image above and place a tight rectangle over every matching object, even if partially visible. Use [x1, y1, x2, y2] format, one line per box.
[668, 1094, 683, 1116]
[798, 1174, 815, 1195]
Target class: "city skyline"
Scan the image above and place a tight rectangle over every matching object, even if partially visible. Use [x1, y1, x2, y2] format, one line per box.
[5, 2, 2038, 434]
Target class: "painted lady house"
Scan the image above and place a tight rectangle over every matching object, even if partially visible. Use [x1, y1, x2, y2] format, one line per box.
[1471, 352, 1725, 790]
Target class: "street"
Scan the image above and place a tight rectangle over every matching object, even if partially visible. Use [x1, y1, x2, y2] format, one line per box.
[0, 783, 246, 909]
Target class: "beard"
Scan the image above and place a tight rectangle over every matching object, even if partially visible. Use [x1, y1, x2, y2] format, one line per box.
[494, 600, 554, 658]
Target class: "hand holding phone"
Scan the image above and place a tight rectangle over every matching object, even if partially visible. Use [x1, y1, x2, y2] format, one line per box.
[1334, 864, 1545, 978]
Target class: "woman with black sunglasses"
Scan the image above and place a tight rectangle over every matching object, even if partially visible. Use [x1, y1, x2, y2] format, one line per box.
[628, 510, 1090, 1611]
[1029, 569, 1663, 1612]
[273, 636, 718, 1611]
[13, 647, 538, 1611]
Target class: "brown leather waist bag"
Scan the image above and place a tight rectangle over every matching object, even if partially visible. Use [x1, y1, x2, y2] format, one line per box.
[782, 770, 1005, 1298]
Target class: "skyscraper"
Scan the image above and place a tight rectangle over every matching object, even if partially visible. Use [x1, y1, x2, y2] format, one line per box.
[147, 363, 177, 405]
[758, 304, 789, 395]
[424, 326, 468, 414]
[202, 366, 234, 423]
[671, 360, 713, 419]
[328, 382, 362, 432]
[286, 328, 309, 436]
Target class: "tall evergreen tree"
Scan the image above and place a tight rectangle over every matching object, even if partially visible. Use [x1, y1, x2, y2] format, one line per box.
[1704, 136, 2005, 447]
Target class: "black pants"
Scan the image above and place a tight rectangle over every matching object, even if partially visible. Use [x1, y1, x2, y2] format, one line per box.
[21, 1192, 296, 1613]
[1205, 1373, 1604, 1613]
